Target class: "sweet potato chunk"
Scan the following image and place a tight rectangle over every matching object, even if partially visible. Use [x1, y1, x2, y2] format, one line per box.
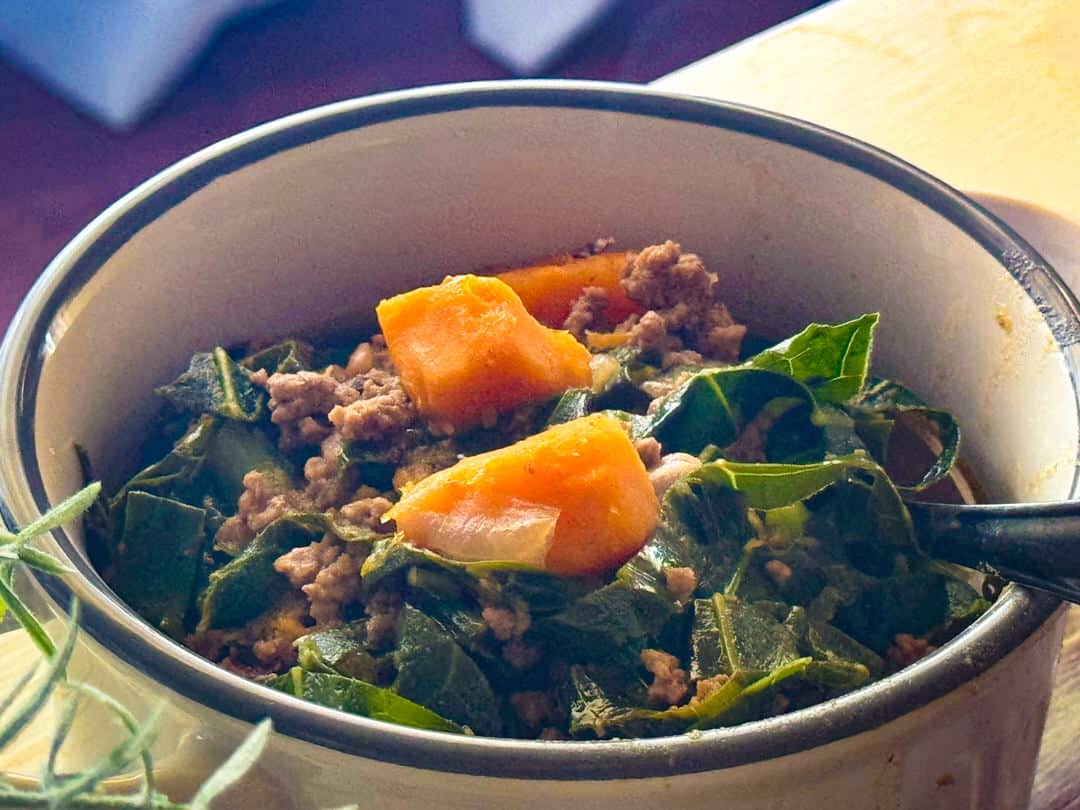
[497, 252, 643, 329]
[376, 275, 591, 433]
[386, 414, 660, 576]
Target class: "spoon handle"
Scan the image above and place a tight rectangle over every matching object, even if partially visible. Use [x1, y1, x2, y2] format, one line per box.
[907, 500, 1080, 604]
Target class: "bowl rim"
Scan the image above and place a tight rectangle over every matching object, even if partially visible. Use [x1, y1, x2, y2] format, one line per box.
[1, 79, 1077, 779]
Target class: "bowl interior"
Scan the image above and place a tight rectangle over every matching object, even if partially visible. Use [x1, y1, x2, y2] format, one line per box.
[3, 85, 1079, 772]
[30, 99, 1078, 510]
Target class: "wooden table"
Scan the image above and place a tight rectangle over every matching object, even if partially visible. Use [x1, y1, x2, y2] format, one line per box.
[654, 3, 1080, 807]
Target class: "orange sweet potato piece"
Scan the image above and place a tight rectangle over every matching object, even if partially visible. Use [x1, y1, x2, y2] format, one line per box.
[376, 274, 591, 433]
[385, 414, 659, 576]
[496, 252, 644, 329]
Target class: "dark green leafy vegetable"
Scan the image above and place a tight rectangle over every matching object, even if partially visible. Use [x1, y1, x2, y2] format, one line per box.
[238, 338, 314, 375]
[108, 491, 207, 639]
[747, 314, 879, 406]
[642, 367, 824, 461]
[296, 622, 392, 682]
[269, 667, 465, 733]
[156, 347, 266, 422]
[393, 605, 502, 736]
[361, 537, 589, 616]
[197, 515, 321, 631]
[846, 380, 961, 493]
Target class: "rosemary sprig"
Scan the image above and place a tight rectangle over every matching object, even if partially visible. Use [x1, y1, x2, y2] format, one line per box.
[0, 482, 273, 809]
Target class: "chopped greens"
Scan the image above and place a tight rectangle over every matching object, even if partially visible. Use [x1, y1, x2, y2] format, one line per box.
[87, 254, 986, 743]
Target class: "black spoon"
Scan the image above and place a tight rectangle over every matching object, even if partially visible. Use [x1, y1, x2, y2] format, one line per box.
[907, 499, 1080, 604]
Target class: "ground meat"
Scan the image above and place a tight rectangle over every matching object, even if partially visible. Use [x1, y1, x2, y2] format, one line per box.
[328, 367, 416, 442]
[483, 604, 532, 642]
[214, 470, 302, 554]
[273, 534, 364, 626]
[648, 452, 702, 498]
[640, 648, 689, 707]
[187, 595, 310, 675]
[302, 433, 355, 510]
[634, 437, 663, 470]
[365, 590, 403, 650]
[627, 310, 678, 356]
[723, 408, 776, 463]
[250, 599, 309, 669]
[391, 440, 460, 492]
[691, 673, 730, 705]
[338, 493, 394, 530]
[266, 370, 351, 426]
[510, 691, 555, 730]
[887, 633, 937, 669]
[619, 241, 747, 362]
[664, 566, 697, 603]
[764, 559, 794, 588]
[304, 545, 364, 625]
[502, 641, 542, 670]
[563, 286, 608, 341]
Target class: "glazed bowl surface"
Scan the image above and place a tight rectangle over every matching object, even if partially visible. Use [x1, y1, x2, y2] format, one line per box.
[1, 81, 1078, 809]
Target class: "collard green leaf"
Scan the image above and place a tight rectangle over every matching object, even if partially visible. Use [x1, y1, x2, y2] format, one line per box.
[202, 419, 293, 511]
[112, 415, 219, 507]
[539, 465, 752, 664]
[845, 379, 961, 493]
[546, 388, 594, 426]
[197, 515, 321, 631]
[393, 605, 503, 736]
[568, 657, 814, 739]
[269, 667, 465, 733]
[296, 622, 392, 683]
[690, 595, 801, 681]
[361, 537, 587, 617]
[156, 347, 266, 422]
[783, 605, 883, 678]
[642, 367, 824, 461]
[108, 491, 207, 639]
[239, 339, 314, 375]
[832, 569, 949, 654]
[747, 314, 879, 405]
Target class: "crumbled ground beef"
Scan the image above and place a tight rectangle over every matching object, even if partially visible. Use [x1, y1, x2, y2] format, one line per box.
[664, 566, 697, 603]
[503, 640, 542, 670]
[365, 590, 403, 650]
[214, 470, 304, 554]
[634, 436, 663, 470]
[691, 673, 730, 705]
[887, 633, 937, 669]
[186, 595, 310, 676]
[619, 241, 747, 363]
[483, 603, 532, 642]
[302, 433, 356, 510]
[764, 559, 794, 588]
[328, 367, 416, 442]
[250, 599, 309, 668]
[265, 370, 348, 446]
[510, 690, 556, 730]
[723, 408, 776, 463]
[640, 648, 689, 707]
[648, 452, 702, 499]
[564, 286, 608, 341]
[338, 492, 394, 530]
[273, 534, 365, 626]
[391, 440, 460, 492]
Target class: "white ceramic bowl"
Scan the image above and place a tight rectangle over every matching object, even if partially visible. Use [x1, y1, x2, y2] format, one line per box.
[2, 81, 1078, 809]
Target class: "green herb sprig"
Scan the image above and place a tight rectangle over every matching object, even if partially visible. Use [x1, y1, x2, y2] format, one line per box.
[0, 483, 275, 809]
